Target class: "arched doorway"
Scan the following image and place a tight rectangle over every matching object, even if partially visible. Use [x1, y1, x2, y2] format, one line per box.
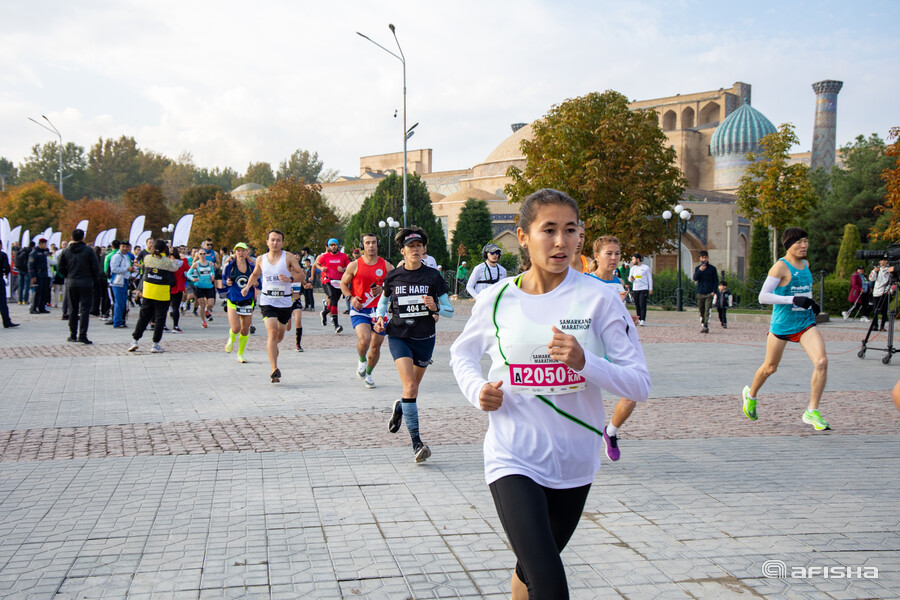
[662, 110, 677, 131]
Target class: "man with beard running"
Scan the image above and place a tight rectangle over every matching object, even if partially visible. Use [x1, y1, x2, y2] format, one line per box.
[315, 238, 350, 334]
[241, 230, 305, 383]
[341, 233, 393, 389]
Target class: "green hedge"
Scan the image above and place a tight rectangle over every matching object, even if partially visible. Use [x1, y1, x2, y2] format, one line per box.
[822, 278, 851, 315]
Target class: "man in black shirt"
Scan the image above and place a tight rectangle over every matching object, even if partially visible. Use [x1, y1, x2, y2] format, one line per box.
[58, 229, 101, 343]
[692, 250, 719, 333]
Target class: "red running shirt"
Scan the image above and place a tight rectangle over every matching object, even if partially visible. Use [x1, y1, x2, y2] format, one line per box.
[317, 252, 350, 284]
[350, 257, 388, 309]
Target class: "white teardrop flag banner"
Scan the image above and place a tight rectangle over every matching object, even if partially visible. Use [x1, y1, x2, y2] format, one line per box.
[172, 214, 193, 248]
[129, 215, 146, 247]
[94, 230, 107, 247]
[136, 230, 152, 252]
[75, 219, 89, 236]
[49, 231, 62, 249]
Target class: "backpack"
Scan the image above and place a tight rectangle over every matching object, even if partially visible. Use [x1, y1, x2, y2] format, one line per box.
[14, 249, 29, 272]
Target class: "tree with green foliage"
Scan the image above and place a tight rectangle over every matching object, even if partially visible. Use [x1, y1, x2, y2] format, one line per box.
[122, 184, 171, 236]
[242, 162, 275, 187]
[0, 157, 19, 188]
[277, 149, 329, 183]
[345, 173, 449, 267]
[17, 141, 90, 200]
[177, 185, 223, 214]
[189, 192, 247, 249]
[195, 166, 240, 190]
[245, 179, 340, 253]
[748, 223, 771, 282]
[802, 134, 892, 270]
[87, 136, 169, 199]
[450, 199, 494, 266]
[737, 123, 818, 262]
[835, 224, 862, 279]
[0, 180, 66, 233]
[505, 90, 686, 257]
[161, 152, 197, 206]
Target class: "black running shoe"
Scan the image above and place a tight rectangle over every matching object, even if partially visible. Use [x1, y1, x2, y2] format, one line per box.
[413, 442, 431, 463]
[271, 368, 281, 383]
[388, 399, 403, 433]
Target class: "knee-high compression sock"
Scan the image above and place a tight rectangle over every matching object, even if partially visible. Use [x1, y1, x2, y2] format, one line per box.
[226, 330, 236, 352]
[401, 398, 420, 445]
[237, 333, 249, 355]
[295, 327, 302, 346]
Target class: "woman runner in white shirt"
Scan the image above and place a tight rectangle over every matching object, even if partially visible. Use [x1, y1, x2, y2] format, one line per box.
[450, 189, 650, 599]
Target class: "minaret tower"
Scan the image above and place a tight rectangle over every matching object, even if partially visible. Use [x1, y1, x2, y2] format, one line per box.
[810, 80, 843, 171]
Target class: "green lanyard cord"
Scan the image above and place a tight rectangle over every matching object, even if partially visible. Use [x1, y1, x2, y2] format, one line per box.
[490, 275, 603, 438]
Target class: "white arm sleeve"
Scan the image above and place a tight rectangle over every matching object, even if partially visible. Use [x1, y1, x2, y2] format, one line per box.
[450, 292, 493, 408]
[465, 265, 480, 298]
[758, 275, 794, 305]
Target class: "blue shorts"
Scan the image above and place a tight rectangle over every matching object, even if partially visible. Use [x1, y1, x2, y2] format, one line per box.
[350, 308, 385, 335]
[388, 336, 435, 368]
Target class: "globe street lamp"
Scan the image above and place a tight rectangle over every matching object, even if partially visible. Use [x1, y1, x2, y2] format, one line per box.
[357, 24, 414, 228]
[661, 204, 692, 311]
[378, 217, 400, 259]
[161, 223, 176, 247]
[28, 115, 64, 196]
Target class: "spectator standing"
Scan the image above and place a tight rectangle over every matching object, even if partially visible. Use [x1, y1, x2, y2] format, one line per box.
[456, 261, 468, 295]
[713, 281, 732, 328]
[869, 259, 894, 332]
[28, 238, 51, 314]
[845, 266, 871, 321]
[0, 246, 18, 328]
[15, 242, 32, 304]
[57, 229, 101, 344]
[108, 241, 134, 328]
[692, 250, 719, 333]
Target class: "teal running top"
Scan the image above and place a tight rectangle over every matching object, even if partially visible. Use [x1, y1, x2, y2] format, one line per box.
[770, 258, 815, 335]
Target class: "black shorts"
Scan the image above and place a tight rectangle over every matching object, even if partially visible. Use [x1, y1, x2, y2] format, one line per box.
[291, 298, 304, 311]
[260, 304, 292, 324]
[194, 287, 215, 300]
[388, 336, 435, 368]
[324, 283, 342, 304]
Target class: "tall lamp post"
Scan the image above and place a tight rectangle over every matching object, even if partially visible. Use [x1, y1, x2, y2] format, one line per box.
[357, 24, 414, 228]
[28, 115, 64, 196]
[661, 205, 692, 311]
[379, 217, 400, 260]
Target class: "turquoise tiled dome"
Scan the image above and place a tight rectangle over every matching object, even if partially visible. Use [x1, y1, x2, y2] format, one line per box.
[710, 100, 776, 157]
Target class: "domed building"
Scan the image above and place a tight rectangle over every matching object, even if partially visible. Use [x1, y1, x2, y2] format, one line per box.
[710, 100, 777, 190]
[319, 80, 834, 278]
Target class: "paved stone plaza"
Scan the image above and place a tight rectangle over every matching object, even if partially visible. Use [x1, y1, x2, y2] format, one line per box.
[0, 298, 897, 599]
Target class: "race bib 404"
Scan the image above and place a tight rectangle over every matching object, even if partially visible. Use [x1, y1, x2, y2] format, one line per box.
[507, 344, 585, 395]
[398, 295, 429, 318]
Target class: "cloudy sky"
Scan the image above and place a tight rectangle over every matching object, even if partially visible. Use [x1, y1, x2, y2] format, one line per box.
[2, 0, 897, 180]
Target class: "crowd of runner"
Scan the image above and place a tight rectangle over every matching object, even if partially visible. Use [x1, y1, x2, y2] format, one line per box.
[1, 186, 854, 599]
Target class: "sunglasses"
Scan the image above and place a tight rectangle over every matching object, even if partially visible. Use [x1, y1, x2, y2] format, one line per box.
[488, 251, 501, 255]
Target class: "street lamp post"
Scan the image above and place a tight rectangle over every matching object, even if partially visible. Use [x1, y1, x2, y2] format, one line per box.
[28, 115, 64, 196]
[378, 217, 400, 260]
[161, 223, 176, 248]
[662, 204, 692, 311]
[357, 24, 413, 228]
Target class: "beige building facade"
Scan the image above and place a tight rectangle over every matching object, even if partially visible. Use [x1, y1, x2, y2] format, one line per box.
[317, 80, 832, 278]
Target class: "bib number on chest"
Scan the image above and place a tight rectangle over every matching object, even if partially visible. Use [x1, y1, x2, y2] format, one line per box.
[507, 344, 585, 395]
[398, 294, 429, 318]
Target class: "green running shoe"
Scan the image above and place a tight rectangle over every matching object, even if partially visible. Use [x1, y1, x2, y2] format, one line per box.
[802, 409, 831, 431]
[742, 385, 758, 421]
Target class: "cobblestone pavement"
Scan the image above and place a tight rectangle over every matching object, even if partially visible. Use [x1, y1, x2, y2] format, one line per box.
[0, 299, 898, 599]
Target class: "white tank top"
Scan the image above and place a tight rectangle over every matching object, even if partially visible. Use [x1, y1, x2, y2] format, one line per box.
[259, 251, 292, 307]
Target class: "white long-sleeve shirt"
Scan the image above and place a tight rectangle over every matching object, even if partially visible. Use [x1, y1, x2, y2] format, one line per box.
[465, 261, 507, 299]
[450, 268, 651, 488]
[628, 263, 652, 291]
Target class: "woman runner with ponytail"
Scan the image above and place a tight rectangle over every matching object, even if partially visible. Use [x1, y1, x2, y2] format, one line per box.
[450, 189, 650, 599]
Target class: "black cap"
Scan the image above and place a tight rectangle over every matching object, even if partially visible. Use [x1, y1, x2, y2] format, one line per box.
[400, 231, 428, 247]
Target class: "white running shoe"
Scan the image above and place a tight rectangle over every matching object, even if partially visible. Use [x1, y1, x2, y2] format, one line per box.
[841, 311, 849, 320]
[151, 343, 165, 353]
[860, 317, 870, 322]
[364, 374, 375, 389]
[357, 361, 366, 379]
[127, 341, 139, 352]
[639, 320, 645, 326]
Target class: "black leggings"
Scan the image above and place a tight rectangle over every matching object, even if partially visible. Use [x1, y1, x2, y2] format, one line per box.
[489, 475, 591, 599]
[169, 291, 183, 328]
